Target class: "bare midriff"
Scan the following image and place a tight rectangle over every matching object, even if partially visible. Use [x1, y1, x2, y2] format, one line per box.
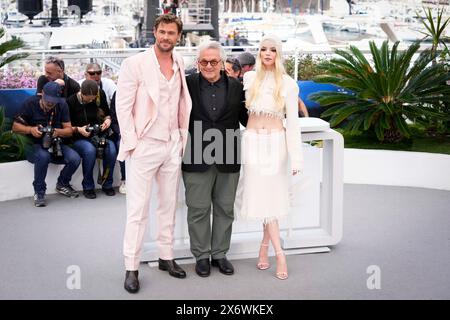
[246, 114, 284, 133]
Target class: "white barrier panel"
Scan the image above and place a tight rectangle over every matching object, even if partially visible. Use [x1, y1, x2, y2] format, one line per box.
[344, 149, 450, 191]
[142, 118, 345, 263]
[0, 160, 122, 202]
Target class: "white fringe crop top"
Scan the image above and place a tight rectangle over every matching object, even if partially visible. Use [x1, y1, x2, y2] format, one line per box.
[243, 70, 304, 172]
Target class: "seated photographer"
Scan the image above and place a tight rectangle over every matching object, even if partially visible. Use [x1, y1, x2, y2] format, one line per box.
[36, 56, 80, 100]
[12, 82, 81, 207]
[67, 80, 117, 199]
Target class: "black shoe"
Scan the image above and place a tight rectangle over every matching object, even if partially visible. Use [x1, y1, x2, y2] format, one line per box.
[158, 259, 186, 279]
[195, 258, 211, 277]
[102, 187, 116, 196]
[124, 270, 139, 294]
[56, 184, 79, 198]
[34, 193, 46, 207]
[83, 189, 96, 199]
[211, 257, 234, 275]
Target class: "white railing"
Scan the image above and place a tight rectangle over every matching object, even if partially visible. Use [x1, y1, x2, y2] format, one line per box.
[3, 44, 434, 80]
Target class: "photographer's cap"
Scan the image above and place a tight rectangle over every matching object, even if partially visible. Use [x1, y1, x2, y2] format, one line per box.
[42, 82, 63, 104]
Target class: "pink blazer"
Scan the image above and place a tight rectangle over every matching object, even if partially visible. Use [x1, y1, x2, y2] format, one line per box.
[115, 47, 192, 161]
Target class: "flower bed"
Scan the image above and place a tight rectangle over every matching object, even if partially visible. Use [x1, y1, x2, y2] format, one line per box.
[0, 70, 37, 89]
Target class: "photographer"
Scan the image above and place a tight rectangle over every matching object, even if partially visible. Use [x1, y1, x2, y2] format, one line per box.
[36, 56, 80, 101]
[67, 80, 117, 199]
[12, 82, 81, 207]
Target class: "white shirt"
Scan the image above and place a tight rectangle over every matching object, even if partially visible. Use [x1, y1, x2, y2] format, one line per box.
[145, 47, 181, 142]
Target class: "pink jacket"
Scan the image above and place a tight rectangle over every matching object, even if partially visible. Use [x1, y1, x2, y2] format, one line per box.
[116, 47, 192, 161]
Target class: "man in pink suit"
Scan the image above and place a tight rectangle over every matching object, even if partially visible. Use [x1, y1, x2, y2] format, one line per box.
[116, 14, 192, 294]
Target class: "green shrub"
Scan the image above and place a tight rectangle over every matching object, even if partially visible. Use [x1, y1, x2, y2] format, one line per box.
[284, 53, 329, 80]
[0, 107, 32, 163]
[310, 40, 450, 143]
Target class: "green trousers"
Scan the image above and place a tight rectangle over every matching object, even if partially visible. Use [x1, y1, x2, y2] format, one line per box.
[182, 166, 240, 261]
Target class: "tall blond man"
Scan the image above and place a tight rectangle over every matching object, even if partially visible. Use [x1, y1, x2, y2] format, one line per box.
[116, 14, 192, 294]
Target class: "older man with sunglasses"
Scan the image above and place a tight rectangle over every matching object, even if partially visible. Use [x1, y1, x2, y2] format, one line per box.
[78, 63, 117, 108]
[182, 41, 248, 278]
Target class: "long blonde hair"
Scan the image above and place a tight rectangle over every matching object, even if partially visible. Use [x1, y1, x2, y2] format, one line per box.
[246, 35, 286, 111]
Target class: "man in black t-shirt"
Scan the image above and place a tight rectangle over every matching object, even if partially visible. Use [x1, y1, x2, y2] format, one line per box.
[36, 56, 80, 101]
[12, 82, 81, 207]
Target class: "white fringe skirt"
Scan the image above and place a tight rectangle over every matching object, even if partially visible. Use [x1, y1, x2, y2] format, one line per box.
[239, 129, 289, 224]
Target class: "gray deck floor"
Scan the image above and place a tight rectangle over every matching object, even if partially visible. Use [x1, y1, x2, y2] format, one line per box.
[0, 184, 449, 300]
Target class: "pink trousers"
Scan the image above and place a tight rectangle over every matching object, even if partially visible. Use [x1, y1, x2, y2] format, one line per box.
[123, 135, 182, 271]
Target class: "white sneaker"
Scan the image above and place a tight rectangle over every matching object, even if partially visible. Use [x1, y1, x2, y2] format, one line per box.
[119, 181, 126, 194]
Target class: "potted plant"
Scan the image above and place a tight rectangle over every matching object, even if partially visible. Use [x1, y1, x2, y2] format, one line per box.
[310, 40, 450, 142]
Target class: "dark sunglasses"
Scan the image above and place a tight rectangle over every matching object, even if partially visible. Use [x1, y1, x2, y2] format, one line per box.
[198, 60, 221, 67]
[87, 70, 102, 76]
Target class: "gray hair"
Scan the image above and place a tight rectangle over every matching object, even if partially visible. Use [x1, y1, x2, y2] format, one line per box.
[85, 62, 101, 71]
[45, 56, 65, 71]
[197, 41, 226, 61]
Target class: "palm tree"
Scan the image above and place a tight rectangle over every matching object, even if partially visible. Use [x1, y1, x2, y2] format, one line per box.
[0, 27, 28, 68]
[310, 40, 450, 143]
[417, 6, 450, 64]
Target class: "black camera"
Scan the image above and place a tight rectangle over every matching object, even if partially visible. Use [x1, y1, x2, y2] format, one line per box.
[38, 125, 63, 158]
[50, 137, 63, 158]
[85, 124, 101, 135]
[86, 124, 106, 159]
[39, 125, 54, 149]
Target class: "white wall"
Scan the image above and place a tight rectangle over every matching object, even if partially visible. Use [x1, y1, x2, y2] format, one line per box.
[344, 149, 450, 191]
[1, 148, 450, 202]
[0, 160, 123, 202]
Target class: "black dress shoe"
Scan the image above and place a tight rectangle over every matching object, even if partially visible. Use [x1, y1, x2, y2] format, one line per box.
[83, 189, 96, 199]
[195, 258, 211, 277]
[124, 270, 139, 294]
[211, 258, 234, 275]
[102, 187, 116, 196]
[158, 259, 186, 279]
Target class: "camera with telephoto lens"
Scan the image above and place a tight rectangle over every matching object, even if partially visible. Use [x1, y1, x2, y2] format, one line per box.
[39, 125, 54, 149]
[86, 124, 107, 159]
[38, 125, 63, 157]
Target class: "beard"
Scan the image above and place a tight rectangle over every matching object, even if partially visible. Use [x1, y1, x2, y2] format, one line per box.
[156, 40, 175, 52]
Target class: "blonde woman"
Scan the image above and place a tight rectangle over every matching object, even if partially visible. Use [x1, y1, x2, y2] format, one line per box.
[240, 35, 303, 280]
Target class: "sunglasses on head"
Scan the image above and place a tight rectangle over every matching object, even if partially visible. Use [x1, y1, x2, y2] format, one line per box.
[46, 57, 65, 71]
[87, 70, 102, 76]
